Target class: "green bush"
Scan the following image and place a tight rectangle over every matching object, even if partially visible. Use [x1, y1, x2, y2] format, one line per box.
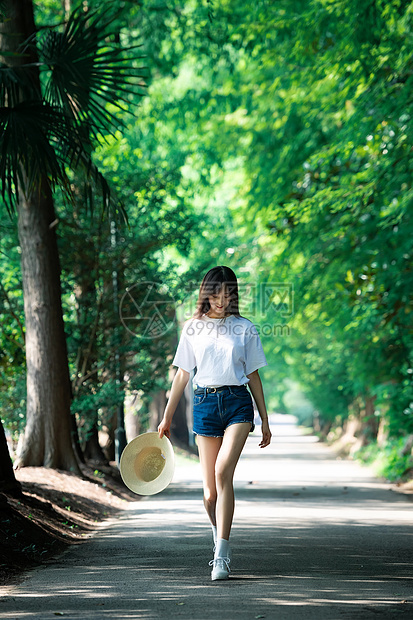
[355, 437, 413, 482]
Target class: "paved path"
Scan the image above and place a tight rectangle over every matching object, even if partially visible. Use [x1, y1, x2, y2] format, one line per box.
[1, 416, 412, 619]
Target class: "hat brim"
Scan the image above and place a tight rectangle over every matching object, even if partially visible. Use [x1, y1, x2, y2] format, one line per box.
[119, 432, 175, 496]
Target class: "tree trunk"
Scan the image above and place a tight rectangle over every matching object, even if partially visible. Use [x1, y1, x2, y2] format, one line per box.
[149, 390, 167, 432]
[63, 0, 72, 20]
[71, 223, 102, 464]
[0, 420, 22, 497]
[70, 410, 85, 464]
[15, 180, 79, 471]
[83, 424, 108, 464]
[148, 368, 190, 448]
[124, 391, 143, 440]
[1, 0, 80, 472]
[360, 393, 378, 445]
[162, 328, 190, 447]
[171, 383, 189, 447]
[102, 412, 116, 462]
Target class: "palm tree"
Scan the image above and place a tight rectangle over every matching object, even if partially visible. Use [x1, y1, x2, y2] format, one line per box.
[0, 0, 145, 471]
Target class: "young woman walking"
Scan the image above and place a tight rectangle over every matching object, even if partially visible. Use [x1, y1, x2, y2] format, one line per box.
[158, 266, 271, 580]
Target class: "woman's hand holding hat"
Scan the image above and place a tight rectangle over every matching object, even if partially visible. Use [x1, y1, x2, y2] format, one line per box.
[158, 417, 171, 439]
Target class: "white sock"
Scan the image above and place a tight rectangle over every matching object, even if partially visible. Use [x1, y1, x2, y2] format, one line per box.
[215, 537, 230, 559]
[211, 525, 217, 546]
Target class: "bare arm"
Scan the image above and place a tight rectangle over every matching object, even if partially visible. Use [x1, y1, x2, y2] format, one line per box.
[158, 368, 190, 439]
[247, 369, 272, 448]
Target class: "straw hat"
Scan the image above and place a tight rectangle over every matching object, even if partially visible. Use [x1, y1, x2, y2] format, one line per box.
[120, 432, 175, 496]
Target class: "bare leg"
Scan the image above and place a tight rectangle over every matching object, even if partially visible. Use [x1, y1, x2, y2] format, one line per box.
[197, 435, 222, 526]
[215, 423, 251, 541]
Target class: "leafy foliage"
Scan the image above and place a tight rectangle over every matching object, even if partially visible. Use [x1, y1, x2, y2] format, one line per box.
[179, 0, 413, 443]
[356, 438, 413, 482]
[0, 221, 26, 437]
[0, 5, 145, 213]
[1, 0, 412, 478]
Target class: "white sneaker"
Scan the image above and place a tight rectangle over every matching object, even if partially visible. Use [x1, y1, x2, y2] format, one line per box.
[209, 557, 231, 581]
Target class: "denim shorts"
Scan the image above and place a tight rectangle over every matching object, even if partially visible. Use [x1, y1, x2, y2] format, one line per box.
[192, 384, 255, 438]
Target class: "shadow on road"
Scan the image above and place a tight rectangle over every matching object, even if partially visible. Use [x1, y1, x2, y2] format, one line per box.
[1, 420, 412, 619]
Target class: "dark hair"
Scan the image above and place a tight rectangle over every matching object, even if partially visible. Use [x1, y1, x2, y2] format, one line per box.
[193, 266, 240, 319]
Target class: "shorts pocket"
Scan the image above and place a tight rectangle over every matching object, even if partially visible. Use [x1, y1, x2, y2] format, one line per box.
[228, 386, 250, 400]
[193, 392, 207, 406]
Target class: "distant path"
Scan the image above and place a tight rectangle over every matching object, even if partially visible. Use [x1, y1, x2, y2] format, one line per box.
[1, 415, 412, 619]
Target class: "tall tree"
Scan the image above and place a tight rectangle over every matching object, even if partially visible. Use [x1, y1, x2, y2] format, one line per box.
[0, 0, 76, 469]
[0, 1, 144, 469]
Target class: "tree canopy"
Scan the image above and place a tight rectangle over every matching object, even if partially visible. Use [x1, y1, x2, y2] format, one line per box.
[1, 0, 412, 481]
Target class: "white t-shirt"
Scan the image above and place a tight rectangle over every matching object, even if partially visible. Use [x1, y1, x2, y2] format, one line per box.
[172, 314, 268, 387]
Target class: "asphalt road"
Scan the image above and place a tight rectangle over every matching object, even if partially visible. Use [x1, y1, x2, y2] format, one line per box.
[1, 415, 412, 619]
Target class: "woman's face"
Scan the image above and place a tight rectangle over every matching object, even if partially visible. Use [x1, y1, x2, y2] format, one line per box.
[207, 285, 231, 317]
